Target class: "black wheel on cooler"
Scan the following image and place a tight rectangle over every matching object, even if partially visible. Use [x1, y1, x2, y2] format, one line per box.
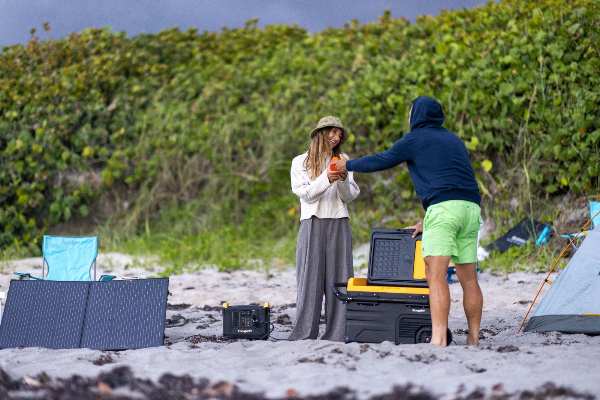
[415, 327, 432, 343]
[415, 328, 453, 344]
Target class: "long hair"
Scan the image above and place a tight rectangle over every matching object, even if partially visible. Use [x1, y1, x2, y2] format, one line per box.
[304, 127, 343, 180]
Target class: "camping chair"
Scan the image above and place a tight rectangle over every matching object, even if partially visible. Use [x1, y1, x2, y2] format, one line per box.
[14, 235, 114, 281]
[590, 200, 600, 228]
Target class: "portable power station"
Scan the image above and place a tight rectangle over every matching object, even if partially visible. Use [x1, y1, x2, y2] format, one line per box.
[222, 303, 270, 340]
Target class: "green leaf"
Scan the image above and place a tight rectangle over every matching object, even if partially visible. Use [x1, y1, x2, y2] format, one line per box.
[466, 136, 479, 151]
[79, 205, 89, 217]
[482, 159, 493, 172]
[82, 146, 94, 158]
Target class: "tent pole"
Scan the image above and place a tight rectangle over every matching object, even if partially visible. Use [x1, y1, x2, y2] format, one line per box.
[518, 244, 571, 332]
[518, 211, 599, 333]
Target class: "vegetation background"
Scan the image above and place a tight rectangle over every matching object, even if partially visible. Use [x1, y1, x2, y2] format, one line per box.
[0, 0, 598, 273]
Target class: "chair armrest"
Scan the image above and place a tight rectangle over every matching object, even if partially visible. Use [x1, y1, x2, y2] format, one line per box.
[13, 272, 43, 280]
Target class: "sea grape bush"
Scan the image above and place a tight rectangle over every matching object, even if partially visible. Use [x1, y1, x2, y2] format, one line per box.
[0, 0, 598, 251]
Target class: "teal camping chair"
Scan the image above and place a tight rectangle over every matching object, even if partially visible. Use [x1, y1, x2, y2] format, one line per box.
[590, 200, 600, 229]
[15, 235, 113, 281]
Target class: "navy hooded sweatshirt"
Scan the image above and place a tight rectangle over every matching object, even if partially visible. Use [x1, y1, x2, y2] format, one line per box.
[346, 96, 481, 210]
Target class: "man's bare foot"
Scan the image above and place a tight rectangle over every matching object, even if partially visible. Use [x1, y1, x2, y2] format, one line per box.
[430, 340, 448, 347]
[430, 333, 448, 346]
[466, 335, 479, 346]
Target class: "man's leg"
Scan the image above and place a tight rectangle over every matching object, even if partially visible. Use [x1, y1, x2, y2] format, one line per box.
[425, 255, 452, 346]
[454, 263, 483, 345]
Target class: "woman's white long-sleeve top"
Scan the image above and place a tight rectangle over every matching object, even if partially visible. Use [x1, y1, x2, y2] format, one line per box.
[290, 152, 360, 220]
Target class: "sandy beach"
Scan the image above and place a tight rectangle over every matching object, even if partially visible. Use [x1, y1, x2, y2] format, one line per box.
[1, 251, 599, 399]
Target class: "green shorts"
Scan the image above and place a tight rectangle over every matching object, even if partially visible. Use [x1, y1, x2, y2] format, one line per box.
[422, 200, 481, 264]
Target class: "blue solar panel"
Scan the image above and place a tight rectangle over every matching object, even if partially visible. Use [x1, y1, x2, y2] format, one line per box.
[0, 281, 89, 349]
[0, 279, 168, 350]
[81, 279, 169, 350]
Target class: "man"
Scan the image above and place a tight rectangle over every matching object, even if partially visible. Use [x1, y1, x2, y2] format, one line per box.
[334, 96, 483, 346]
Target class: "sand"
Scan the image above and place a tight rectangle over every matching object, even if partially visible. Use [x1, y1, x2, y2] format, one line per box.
[0, 251, 599, 399]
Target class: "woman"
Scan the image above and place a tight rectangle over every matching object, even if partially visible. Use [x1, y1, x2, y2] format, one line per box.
[288, 116, 360, 341]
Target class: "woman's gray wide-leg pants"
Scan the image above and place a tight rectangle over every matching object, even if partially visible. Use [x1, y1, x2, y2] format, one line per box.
[288, 217, 353, 341]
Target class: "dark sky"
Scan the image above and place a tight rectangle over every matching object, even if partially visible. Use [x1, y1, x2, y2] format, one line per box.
[0, 0, 487, 48]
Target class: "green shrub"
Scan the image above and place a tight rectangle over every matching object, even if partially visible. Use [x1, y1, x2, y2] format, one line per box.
[0, 1, 598, 269]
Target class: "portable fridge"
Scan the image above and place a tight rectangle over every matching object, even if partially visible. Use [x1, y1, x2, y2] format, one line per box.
[367, 228, 427, 287]
[334, 228, 452, 344]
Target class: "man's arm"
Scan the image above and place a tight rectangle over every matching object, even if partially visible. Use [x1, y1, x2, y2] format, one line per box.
[345, 135, 413, 173]
[407, 220, 423, 238]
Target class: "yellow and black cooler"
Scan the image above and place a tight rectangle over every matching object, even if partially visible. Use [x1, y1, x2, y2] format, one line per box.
[334, 229, 451, 344]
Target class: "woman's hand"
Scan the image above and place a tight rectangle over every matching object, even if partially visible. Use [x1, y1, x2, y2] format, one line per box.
[327, 170, 341, 183]
[407, 220, 423, 238]
[333, 157, 347, 173]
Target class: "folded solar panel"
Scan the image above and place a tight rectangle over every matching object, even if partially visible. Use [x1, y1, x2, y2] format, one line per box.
[81, 279, 168, 350]
[0, 278, 169, 350]
[0, 281, 88, 349]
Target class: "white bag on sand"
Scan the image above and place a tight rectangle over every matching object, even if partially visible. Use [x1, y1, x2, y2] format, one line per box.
[477, 246, 490, 261]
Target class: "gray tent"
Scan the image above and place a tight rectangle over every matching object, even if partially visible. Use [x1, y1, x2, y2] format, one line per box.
[525, 227, 600, 334]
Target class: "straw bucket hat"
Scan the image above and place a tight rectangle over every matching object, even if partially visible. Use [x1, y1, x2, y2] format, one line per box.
[309, 116, 346, 142]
